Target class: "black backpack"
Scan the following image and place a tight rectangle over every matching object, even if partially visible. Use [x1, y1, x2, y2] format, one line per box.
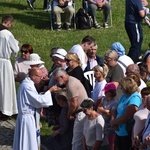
[76, 8, 92, 30]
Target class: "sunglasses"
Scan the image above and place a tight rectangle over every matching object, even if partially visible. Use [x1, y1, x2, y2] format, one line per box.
[21, 50, 29, 54]
[65, 59, 71, 62]
[104, 58, 112, 62]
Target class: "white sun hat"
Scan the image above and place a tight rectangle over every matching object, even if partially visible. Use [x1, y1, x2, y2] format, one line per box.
[24, 53, 44, 65]
[52, 48, 67, 60]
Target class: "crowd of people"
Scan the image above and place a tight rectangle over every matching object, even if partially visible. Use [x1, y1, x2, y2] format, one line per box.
[1, 3, 150, 149]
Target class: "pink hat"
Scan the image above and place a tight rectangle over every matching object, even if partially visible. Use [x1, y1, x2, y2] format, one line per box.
[102, 82, 116, 92]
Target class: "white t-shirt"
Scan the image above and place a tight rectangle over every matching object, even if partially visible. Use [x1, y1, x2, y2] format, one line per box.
[69, 44, 87, 71]
[139, 78, 147, 91]
[117, 55, 134, 75]
[92, 80, 107, 103]
[133, 104, 149, 138]
[83, 115, 106, 147]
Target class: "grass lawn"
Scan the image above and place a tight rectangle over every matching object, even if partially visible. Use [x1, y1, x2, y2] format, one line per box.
[1, 0, 150, 142]
[1, 0, 150, 71]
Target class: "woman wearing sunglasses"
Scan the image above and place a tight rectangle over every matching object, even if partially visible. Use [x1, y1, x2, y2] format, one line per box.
[13, 44, 33, 83]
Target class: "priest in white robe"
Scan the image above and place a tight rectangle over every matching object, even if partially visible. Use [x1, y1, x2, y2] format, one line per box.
[13, 67, 57, 150]
[0, 15, 19, 117]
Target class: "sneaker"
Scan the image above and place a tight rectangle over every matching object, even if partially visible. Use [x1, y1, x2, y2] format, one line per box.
[57, 24, 62, 31]
[145, 18, 150, 26]
[93, 23, 100, 28]
[64, 23, 71, 30]
[27, 0, 34, 10]
[103, 22, 108, 28]
[138, 55, 143, 61]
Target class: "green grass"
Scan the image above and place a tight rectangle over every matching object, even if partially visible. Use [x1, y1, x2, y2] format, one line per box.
[1, 0, 150, 70]
[40, 117, 53, 141]
[1, 0, 150, 137]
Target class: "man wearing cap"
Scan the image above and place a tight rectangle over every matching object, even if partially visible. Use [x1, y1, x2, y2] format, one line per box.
[110, 42, 134, 75]
[0, 15, 19, 119]
[13, 67, 57, 150]
[69, 35, 96, 71]
[48, 48, 68, 87]
[47, 49, 68, 127]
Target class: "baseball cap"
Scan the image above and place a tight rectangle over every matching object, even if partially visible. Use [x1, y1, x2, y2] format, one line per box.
[24, 53, 44, 65]
[102, 82, 116, 92]
[52, 48, 67, 60]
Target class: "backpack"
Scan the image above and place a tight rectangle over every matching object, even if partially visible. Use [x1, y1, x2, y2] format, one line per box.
[76, 8, 92, 30]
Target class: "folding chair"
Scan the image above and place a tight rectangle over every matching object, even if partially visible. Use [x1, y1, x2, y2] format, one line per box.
[49, 0, 76, 30]
[82, 0, 112, 27]
[84, 71, 95, 90]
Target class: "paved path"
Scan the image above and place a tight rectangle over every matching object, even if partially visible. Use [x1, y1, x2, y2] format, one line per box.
[0, 119, 48, 150]
[0, 120, 15, 150]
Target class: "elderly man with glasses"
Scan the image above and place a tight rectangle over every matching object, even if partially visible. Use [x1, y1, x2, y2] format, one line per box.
[13, 67, 56, 150]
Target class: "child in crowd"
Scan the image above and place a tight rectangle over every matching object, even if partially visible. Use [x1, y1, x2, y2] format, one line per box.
[44, 90, 73, 150]
[97, 82, 118, 150]
[92, 64, 108, 108]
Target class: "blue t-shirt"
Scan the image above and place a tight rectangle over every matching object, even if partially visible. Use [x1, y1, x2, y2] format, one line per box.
[125, 0, 144, 23]
[115, 92, 141, 136]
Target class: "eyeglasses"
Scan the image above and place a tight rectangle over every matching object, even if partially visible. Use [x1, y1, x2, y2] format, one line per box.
[35, 75, 43, 79]
[104, 58, 112, 62]
[65, 59, 71, 62]
[21, 50, 29, 54]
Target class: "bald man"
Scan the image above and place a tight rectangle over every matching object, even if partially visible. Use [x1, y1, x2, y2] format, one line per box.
[13, 67, 58, 150]
[126, 64, 147, 91]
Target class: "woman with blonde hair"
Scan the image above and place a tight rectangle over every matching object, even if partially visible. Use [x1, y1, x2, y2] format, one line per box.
[65, 52, 83, 81]
[65, 52, 92, 97]
[110, 76, 141, 150]
[92, 64, 108, 106]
